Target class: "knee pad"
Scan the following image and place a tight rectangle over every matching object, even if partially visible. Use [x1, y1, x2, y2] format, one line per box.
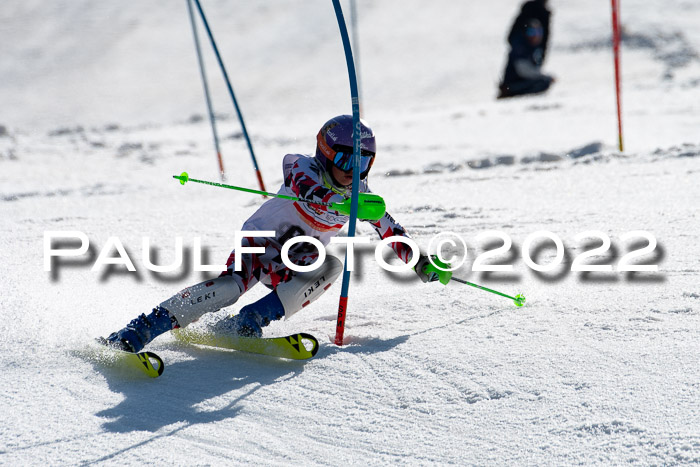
[160, 276, 241, 327]
[275, 255, 343, 319]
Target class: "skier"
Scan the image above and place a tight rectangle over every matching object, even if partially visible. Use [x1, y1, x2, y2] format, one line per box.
[497, 0, 554, 99]
[102, 115, 451, 352]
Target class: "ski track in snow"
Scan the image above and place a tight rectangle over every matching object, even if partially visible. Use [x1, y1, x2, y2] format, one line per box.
[2, 0, 700, 465]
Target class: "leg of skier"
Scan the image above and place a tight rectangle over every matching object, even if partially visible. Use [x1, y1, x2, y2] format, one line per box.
[103, 236, 271, 352]
[103, 275, 243, 352]
[216, 255, 343, 337]
[104, 238, 343, 351]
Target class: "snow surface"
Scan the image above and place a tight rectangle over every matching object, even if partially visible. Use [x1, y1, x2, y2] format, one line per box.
[1, 0, 700, 465]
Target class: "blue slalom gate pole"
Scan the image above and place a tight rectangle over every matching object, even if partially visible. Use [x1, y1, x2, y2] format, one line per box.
[349, 0, 362, 112]
[186, 0, 225, 181]
[191, 0, 268, 193]
[332, 0, 362, 346]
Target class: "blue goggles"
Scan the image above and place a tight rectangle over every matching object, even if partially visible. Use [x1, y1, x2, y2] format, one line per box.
[332, 145, 375, 173]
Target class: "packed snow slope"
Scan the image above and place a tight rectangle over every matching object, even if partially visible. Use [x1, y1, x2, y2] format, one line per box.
[1, 0, 699, 465]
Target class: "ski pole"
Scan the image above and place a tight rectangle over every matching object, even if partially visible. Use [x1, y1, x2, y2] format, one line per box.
[173, 171, 329, 205]
[172, 172, 386, 220]
[451, 277, 526, 307]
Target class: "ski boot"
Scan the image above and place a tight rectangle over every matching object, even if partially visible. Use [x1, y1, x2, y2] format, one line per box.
[103, 306, 178, 352]
[215, 291, 285, 338]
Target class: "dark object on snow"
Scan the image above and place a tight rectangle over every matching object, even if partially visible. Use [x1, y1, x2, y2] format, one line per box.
[498, 0, 554, 99]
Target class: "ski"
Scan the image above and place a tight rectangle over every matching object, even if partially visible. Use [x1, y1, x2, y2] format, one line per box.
[173, 328, 319, 360]
[93, 338, 164, 378]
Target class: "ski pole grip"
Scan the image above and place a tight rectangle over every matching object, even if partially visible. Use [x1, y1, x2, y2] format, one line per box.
[331, 193, 386, 221]
[418, 256, 452, 285]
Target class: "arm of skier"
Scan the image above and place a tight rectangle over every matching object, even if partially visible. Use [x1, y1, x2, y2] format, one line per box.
[367, 212, 414, 264]
[367, 213, 452, 284]
[287, 160, 345, 208]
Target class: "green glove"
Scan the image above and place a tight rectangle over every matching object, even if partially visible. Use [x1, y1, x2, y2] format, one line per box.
[414, 255, 452, 285]
[331, 193, 386, 221]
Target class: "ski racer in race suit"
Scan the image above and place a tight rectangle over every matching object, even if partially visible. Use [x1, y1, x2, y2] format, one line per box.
[103, 115, 450, 353]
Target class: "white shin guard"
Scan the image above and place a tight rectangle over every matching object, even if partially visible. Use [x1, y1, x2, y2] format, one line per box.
[159, 276, 242, 327]
[275, 256, 343, 319]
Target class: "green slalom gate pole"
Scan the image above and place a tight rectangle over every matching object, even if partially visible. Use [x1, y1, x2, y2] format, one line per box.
[451, 277, 526, 307]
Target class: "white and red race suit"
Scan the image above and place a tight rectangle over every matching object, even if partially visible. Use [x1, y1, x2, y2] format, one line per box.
[220, 154, 414, 293]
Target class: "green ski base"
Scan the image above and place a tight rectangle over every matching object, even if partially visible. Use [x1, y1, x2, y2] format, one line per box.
[173, 328, 319, 360]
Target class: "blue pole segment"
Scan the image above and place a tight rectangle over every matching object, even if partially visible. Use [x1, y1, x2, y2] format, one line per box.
[332, 0, 362, 345]
[191, 0, 267, 192]
[186, 0, 225, 180]
[349, 0, 362, 109]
